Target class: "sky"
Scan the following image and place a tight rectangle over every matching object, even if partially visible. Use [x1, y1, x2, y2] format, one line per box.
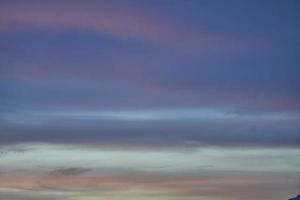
[0, 0, 300, 200]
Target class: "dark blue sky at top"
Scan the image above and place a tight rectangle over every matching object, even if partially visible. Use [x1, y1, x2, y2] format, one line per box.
[0, 0, 299, 147]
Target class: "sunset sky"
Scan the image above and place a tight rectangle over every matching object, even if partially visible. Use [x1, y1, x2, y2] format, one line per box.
[0, 0, 300, 200]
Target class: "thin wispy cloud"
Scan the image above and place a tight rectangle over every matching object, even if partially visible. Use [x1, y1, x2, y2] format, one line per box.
[0, 1, 253, 55]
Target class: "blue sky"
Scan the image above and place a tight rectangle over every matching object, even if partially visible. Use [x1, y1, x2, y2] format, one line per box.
[0, 0, 300, 199]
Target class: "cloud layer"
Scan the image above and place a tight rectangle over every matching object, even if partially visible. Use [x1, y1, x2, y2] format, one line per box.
[0, 1, 299, 199]
[0, 144, 299, 200]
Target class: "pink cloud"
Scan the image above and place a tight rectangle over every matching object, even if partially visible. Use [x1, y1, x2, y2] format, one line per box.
[0, 172, 298, 200]
[0, 1, 251, 54]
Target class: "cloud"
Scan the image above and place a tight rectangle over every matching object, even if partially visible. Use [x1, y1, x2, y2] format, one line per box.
[0, 107, 299, 147]
[0, 172, 299, 200]
[49, 168, 91, 176]
[0, 188, 73, 200]
[1, 144, 299, 174]
[0, 143, 299, 200]
[0, 145, 33, 157]
[0, 1, 253, 54]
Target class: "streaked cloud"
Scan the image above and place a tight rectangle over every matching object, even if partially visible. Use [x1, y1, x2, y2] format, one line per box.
[0, 144, 299, 200]
[49, 167, 91, 176]
[0, 1, 249, 55]
[1, 144, 299, 173]
[3, 107, 299, 122]
[1, 107, 299, 147]
[0, 1, 299, 199]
